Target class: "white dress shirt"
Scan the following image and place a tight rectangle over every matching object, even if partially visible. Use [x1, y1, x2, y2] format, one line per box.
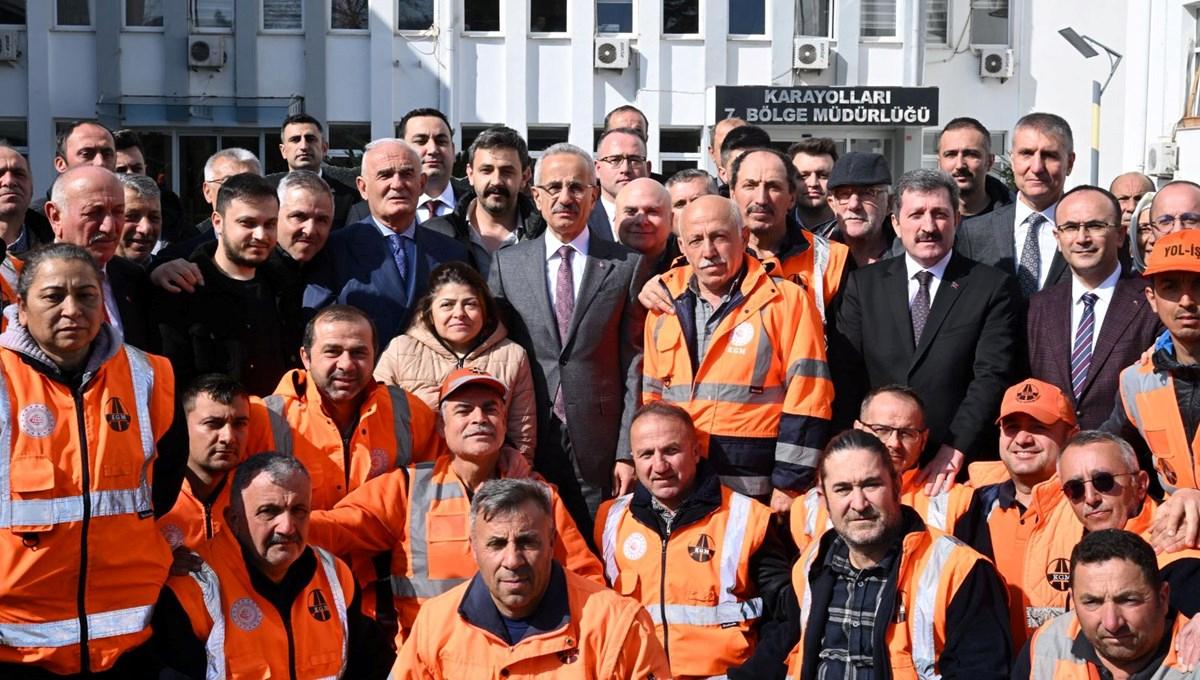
[100, 266, 124, 336]
[600, 196, 618, 238]
[370, 215, 417, 241]
[1013, 199, 1059, 289]
[905, 250, 953, 308]
[545, 228, 590, 308]
[1069, 264, 1121, 355]
[417, 183, 457, 223]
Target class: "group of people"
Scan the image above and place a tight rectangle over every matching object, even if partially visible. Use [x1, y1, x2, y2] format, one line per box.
[2, 100, 1200, 680]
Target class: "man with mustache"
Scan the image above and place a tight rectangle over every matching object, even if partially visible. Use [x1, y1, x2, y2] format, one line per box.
[825, 150, 900, 268]
[422, 125, 539, 275]
[829, 169, 1022, 495]
[590, 127, 652, 240]
[47, 165, 156, 349]
[155, 173, 299, 395]
[154, 453, 395, 679]
[937, 117, 1012, 218]
[115, 172, 162, 266]
[642, 194, 831, 512]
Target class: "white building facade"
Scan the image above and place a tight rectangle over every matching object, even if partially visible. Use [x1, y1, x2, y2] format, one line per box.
[0, 0, 1195, 221]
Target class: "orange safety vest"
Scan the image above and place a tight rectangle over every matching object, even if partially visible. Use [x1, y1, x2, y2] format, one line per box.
[757, 228, 850, 323]
[788, 526, 988, 680]
[309, 455, 604, 642]
[167, 529, 355, 679]
[1028, 611, 1192, 679]
[0, 342, 174, 674]
[595, 485, 770, 677]
[157, 474, 231, 551]
[789, 468, 976, 552]
[643, 255, 832, 497]
[1118, 360, 1200, 492]
[252, 369, 445, 510]
[394, 565, 672, 679]
[0, 255, 21, 331]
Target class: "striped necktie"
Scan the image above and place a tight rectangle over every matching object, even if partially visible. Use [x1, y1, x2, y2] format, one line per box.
[1070, 292, 1098, 399]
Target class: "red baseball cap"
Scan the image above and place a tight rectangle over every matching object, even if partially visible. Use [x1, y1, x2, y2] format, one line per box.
[438, 367, 508, 404]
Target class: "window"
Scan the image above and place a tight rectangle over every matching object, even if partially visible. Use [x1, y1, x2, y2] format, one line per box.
[193, 0, 235, 30]
[463, 0, 498, 31]
[531, 0, 566, 32]
[456, 125, 496, 176]
[969, 0, 1008, 45]
[795, 0, 831, 37]
[0, 120, 27, 154]
[729, 0, 763, 34]
[528, 127, 569, 157]
[56, 0, 89, 26]
[861, 0, 895, 38]
[327, 124, 371, 167]
[126, 0, 163, 27]
[263, 0, 302, 30]
[331, 0, 367, 29]
[926, 0, 947, 43]
[398, 0, 433, 30]
[597, 0, 631, 33]
[0, 1, 25, 25]
[663, 0, 698, 34]
[660, 127, 702, 178]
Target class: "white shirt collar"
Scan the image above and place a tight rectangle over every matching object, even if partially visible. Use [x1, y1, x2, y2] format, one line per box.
[371, 214, 417, 240]
[1015, 197, 1058, 227]
[545, 226, 591, 261]
[420, 182, 457, 212]
[904, 250, 953, 280]
[1071, 263, 1121, 301]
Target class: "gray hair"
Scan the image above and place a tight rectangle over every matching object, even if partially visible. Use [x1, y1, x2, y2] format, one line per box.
[230, 451, 310, 513]
[1014, 112, 1075, 156]
[50, 165, 119, 212]
[117, 172, 161, 201]
[666, 168, 718, 194]
[469, 478, 554, 533]
[534, 143, 595, 185]
[892, 168, 961, 216]
[277, 169, 332, 204]
[1059, 430, 1140, 474]
[204, 148, 261, 182]
[17, 243, 101, 302]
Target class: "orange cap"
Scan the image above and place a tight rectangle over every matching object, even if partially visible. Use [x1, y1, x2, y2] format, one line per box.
[439, 367, 508, 404]
[1143, 230, 1200, 277]
[995, 379, 1076, 427]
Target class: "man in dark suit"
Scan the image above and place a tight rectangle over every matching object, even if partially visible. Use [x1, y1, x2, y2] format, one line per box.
[1028, 186, 1163, 430]
[589, 127, 652, 242]
[304, 139, 469, 347]
[830, 169, 1022, 494]
[955, 112, 1076, 299]
[489, 142, 648, 538]
[265, 113, 360, 231]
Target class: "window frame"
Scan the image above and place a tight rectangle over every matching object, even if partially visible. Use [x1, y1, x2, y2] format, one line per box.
[396, 0, 436, 34]
[967, 0, 1010, 48]
[460, 0, 502, 36]
[0, 0, 25, 26]
[925, 0, 950, 47]
[190, 0, 236, 34]
[328, 0, 369, 33]
[53, 0, 93, 30]
[662, 0, 701, 37]
[261, 0, 304, 33]
[859, 0, 898, 41]
[795, 0, 836, 39]
[726, 0, 766, 38]
[122, 0, 165, 32]
[529, 0, 569, 37]
[595, 0, 635, 37]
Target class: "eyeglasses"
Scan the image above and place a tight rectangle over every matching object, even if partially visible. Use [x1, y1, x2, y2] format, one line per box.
[597, 154, 647, 168]
[535, 181, 591, 199]
[1056, 221, 1116, 237]
[858, 421, 926, 444]
[1061, 471, 1135, 502]
[1152, 212, 1200, 235]
[831, 186, 886, 205]
[204, 176, 232, 187]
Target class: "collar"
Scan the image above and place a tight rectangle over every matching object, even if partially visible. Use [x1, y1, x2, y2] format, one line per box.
[420, 182, 457, 212]
[601, 195, 616, 224]
[749, 215, 812, 262]
[687, 258, 748, 301]
[904, 249, 953, 281]
[240, 540, 319, 615]
[1015, 196, 1058, 227]
[825, 533, 901, 575]
[371, 214, 417, 240]
[0, 305, 122, 380]
[1071, 264, 1121, 301]
[457, 561, 570, 644]
[544, 226, 590, 261]
[629, 461, 722, 536]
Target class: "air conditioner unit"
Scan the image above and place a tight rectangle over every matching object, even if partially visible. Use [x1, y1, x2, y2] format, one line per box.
[1147, 142, 1179, 178]
[594, 37, 630, 70]
[0, 29, 18, 62]
[188, 35, 226, 69]
[793, 38, 831, 71]
[979, 48, 1014, 79]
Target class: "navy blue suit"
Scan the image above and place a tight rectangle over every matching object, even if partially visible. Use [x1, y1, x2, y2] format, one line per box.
[302, 218, 471, 345]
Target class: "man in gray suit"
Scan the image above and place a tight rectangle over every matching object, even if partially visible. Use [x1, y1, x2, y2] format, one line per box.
[489, 143, 649, 539]
[955, 112, 1076, 299]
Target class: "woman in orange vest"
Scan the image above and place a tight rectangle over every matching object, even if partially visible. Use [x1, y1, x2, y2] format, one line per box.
[0, 244, 180, 676]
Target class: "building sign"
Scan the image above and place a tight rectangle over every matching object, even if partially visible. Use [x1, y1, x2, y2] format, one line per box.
[714, 86, 939, 127]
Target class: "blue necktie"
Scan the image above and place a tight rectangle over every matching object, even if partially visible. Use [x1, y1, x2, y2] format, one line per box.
[1071, 292, 1098, 399]
[387, 232, 408, 290]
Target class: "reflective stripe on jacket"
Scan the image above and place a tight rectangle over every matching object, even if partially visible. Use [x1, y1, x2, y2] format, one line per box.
[1119, 360, 1198, 493]
[758, 228, 850, 324]
[1028, 612, 1192, 679]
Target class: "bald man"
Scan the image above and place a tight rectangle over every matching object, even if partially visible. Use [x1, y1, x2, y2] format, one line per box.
[303, 139, 470, 343]
[1109, 172, 1156, 230]
[46, 165, 155, 348]
[1148, 181, 1200, 241]
[709, 118, 746, 182]
[615, 177, 679, 273]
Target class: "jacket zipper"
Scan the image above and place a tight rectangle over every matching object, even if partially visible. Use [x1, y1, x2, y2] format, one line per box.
[283, 611, 298, 680]
[73, 387, 92, 673]
[658, 531, 670, 667]
[203, 500, 215, 539]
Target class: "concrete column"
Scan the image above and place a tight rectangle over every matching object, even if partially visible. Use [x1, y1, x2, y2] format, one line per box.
[26, 2, 53, 193]
[234, 0, 259, 123]
[502, 0, 527, 136]
[163, 0, 189, 122]
[567, 0, 596, 149]
[771, 0, 797, 86]
[639, 0, 662, 165]
[835, 0, 862, 85]
[703, 0, 730, 172]
[368, 0, 396, 139]
[304, 0, 329, 123]
[94, 4, 120, 129]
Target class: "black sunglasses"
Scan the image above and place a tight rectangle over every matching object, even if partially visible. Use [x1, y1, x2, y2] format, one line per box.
[1061, 472, 1134, 502]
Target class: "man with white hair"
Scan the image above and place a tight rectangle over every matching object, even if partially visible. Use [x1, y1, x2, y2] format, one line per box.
[304, 138, 469, 344]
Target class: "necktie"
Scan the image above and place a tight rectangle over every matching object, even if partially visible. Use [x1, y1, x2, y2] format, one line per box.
[1071, 292, 1098, 399]
[911, 270, 933, 345]
[424, 199, 443, 221]
[387, 232, 408, 290]
[1018, 213, 1046, 296]
[553, 245, 575, 422]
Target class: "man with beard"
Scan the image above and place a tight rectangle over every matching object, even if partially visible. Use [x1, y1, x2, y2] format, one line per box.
[788, 137, 838, 237]
[937, 117, 1012, 218]
[115, 172, 163, 266]
[825, 151, 900, 268]
[590, 127, 652, 240]
[422, 125, 539, 275]
[155, 173, 300, 395]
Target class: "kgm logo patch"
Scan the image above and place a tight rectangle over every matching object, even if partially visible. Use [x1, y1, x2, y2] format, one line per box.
[688, 534, 715, 563]
[308, 588, 332, 621]
[105, 397, 131, 432]
[1045, 558, 1071, 591]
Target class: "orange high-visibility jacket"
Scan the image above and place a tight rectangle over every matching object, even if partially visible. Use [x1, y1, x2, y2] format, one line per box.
[156, 474, 231, 551]
[166, 529, 355, 679]
[249, 369, 446, 510]
[394, 563, 673, 679]
[1027, 611, 1192, 679]
[0, 339, 174, 674]
[643, 255, 832, 496]
[595, 484, 771, 678]
[0, 255, 21, 331]
[308, 455, 604, 641]
[1118, 359, 1200, 492]
[789, 468, 976, 552]
[755, 227, 850, 323]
